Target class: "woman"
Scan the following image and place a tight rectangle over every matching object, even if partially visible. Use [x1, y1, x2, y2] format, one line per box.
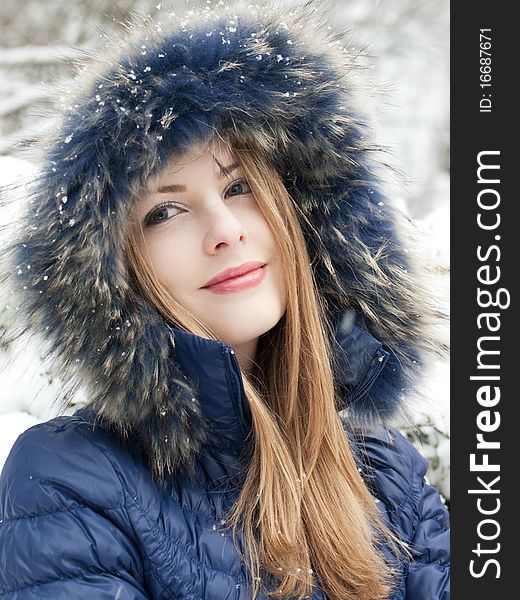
[0, 1, 449, 598]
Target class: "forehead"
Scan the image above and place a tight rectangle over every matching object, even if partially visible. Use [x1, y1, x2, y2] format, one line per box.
[149, 142, 237, 188]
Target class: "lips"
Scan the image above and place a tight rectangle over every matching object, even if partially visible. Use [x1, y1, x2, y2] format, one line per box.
[202, 265, 267, 294]
[201, 261, 267, 288]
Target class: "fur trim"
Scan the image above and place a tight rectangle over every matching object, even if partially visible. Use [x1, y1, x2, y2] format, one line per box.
[1, 0, 440, 478]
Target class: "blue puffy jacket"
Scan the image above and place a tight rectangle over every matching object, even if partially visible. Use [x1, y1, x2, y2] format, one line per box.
[0, 327, 449, 599]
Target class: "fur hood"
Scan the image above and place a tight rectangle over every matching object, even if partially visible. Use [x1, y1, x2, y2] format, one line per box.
[2, 0, 438, 479]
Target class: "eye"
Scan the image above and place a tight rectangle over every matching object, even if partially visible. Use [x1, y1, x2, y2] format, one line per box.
[144, 203, 183, 226]
[225, 179, 252, 198]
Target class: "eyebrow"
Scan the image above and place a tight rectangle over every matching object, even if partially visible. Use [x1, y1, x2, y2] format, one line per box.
[155, 160, 240, 194]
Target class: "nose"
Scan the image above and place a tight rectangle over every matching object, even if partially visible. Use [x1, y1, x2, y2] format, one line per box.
[203, 198, 247, 254]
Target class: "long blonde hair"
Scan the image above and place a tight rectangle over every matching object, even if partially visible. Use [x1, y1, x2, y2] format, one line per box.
[126, 135, 403, 600]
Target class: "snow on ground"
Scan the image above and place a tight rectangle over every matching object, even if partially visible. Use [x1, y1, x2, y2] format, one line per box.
[0, 344, 77, 470]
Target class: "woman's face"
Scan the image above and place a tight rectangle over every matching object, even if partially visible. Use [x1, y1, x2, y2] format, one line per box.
[133, 144, 288, 363]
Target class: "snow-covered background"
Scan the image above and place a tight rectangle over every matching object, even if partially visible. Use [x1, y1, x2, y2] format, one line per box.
[0, 0, 450, 502]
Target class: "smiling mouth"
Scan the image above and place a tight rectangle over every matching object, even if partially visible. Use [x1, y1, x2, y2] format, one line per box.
[202, 265, 267, 294]
[201, 261, 267, 288]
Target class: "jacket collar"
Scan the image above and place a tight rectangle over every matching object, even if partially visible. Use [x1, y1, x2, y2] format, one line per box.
[168, 326, 253, 451]
[160, 321, 388, 450]
[74, 318, 388, 455]
[73, 319, 389, 470]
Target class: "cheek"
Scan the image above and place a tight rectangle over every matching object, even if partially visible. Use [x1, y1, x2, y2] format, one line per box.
[259, 218, 282, 262]
[250, 216, 286, 295]
[144, 235, 189, 292]
[245, 207, 278, 250]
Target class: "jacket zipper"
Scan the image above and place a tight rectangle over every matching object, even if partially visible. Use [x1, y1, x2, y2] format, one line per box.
[225, 348, 251, 442]
[350, 349, 388, 403]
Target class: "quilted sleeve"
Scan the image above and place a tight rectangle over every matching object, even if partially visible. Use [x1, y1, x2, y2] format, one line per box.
[0, 419, 149, 599]
[351, 427, 450, 599]
[404, 466, 450, 599]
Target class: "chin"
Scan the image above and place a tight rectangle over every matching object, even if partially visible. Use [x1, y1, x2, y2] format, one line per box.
[219, 309, 285, 346]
